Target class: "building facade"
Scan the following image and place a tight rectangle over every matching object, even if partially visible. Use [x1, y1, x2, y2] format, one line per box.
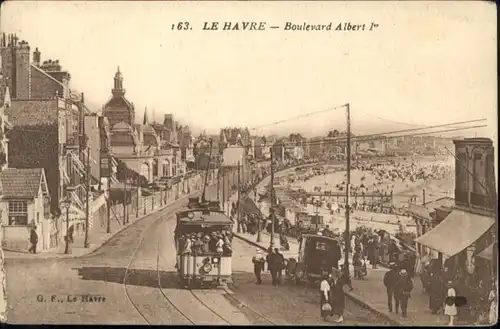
[415, 138, 497, 285]
[0, 168, 51, 251]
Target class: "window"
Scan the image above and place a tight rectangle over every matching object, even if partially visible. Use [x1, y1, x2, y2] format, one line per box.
[486, 153, 495, 193]
[153, 159, 159, 177]
[473, 153, 485, 194]
[456, 153, 467, 192]
[8, 201, 28, 225]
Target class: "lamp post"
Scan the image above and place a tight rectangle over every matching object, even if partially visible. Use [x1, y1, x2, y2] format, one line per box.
[257, 201, 262, 243]
[62, 197, 72, 254]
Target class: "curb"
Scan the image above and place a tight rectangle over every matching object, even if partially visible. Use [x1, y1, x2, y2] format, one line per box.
[344, 290, 402, 325]
[233, 233, 268, 252]
[4, 182, 217, 260]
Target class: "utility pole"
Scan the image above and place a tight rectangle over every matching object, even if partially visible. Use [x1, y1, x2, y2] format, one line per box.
[222, 167, 225, 211]
[106, 154, 111, 234]
[343, 103, 351, 275]
[270, 148, 275, 248]
[422, 188, 426, 205]
[84, 147, 90, 248]
[237, 160, 241, 233]
[217, 164, 221, 202]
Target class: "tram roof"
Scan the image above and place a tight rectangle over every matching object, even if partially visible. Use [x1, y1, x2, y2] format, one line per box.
[177, 209, 234, 226]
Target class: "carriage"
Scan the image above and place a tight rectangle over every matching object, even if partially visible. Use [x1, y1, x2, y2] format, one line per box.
[174, 197, 234, 288]
[286, 234, 342, 285]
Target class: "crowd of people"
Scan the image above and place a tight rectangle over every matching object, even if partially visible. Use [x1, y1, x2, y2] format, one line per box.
[420, 257, 497, 325]
[178, 231, 233, 256]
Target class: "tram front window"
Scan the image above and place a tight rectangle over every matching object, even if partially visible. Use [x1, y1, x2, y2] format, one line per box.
[177, 229, 233, 256]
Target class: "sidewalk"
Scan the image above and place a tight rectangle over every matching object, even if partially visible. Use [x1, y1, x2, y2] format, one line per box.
[231, 167, 450, 326]
[3, 181, 215, 260]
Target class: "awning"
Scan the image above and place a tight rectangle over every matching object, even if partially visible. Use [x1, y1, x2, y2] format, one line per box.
[239, 196, 260, 215]
[477, 243, 495, 261]
[414, 209, 494, 257]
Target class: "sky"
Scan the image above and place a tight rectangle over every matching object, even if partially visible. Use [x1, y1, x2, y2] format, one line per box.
[1, 1, 497, 140]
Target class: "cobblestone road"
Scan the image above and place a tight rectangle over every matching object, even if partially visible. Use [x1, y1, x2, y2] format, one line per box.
[5, 179, 391, 325]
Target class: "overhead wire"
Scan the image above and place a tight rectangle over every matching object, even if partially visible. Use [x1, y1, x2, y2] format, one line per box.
[249, 103, 348, 131]
[196, 123, 488, 151]
[355, 109, 428, 128]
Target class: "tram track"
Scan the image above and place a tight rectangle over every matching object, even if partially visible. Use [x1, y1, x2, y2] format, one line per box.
[123, 197, 197, 325]
[122, 212, 158, 324]
[220, 287, 278, 325]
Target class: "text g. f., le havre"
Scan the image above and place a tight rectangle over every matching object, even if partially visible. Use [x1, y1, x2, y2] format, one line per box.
[201, 21, 379, 31]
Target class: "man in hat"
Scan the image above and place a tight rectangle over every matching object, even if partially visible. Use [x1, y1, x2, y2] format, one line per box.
[193, 233, 204, 255]
[182, 234, 193, 255]
[383, 262, 399, 312]
[393, 269, 413, 317]
[274, 248, 285, 285]
[202, 235, 211, 254]
[266, 248, 279, 286]
[28, 225, 38, 254]
[252, 248, 266, 284]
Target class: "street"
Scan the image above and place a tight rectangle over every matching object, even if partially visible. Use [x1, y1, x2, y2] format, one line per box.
[5, 184, 389, 325]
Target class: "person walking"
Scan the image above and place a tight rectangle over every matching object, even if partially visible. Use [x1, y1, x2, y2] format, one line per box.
[329, 268, 350, 323]
[488, 284, 497, 325]
[429, 271, 445, 314]
[252, 249, 266, 284]
[319, 273, 332, 321]
[383, 262, 399, 312]
[266, 248, 279, 286]
[444, 281, 458, 326]
[372, 236, 380, 269]
[393, 269, 413, 317]
[274, 248, 285, 285]
[28, 226, 38, 254]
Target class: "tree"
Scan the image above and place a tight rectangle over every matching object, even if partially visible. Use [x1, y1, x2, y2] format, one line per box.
[289, 133, 304, 144]
[327, 129, 340, 138]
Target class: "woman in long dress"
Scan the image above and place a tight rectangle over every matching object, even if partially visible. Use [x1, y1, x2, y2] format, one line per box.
[444, 281, 457, 326]
[489, 287, 497, 325]
[329, 269, 351, 323]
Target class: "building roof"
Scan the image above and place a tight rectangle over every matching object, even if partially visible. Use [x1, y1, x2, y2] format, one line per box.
[31, 64, 64, 88]
[112, 121, 133, 132]
[408, 196, 455, 220]
[0, 168, 45, 199]
[104, 95, 134, 111]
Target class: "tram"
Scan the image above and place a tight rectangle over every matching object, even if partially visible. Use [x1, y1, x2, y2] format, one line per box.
[174, 197, 234, 288]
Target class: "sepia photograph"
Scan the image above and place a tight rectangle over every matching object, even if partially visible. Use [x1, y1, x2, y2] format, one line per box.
[0, 0, 497, 325]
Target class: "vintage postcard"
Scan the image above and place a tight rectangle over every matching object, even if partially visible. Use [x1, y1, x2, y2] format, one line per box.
[0, 0, 497, 325]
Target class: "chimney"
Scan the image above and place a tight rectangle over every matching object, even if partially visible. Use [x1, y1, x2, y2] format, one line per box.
[14, 40, 31, 99]
[33, 47, 41, 66]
